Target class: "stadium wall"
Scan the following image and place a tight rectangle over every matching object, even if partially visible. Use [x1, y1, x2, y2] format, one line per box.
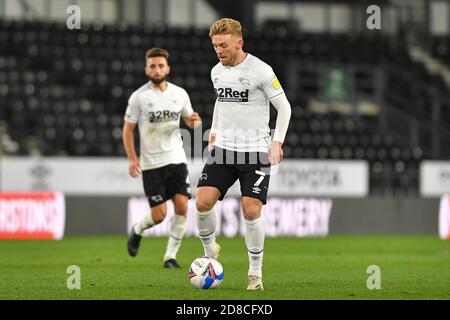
[64, 196, 439, 236]
[1, 157, 443, 237]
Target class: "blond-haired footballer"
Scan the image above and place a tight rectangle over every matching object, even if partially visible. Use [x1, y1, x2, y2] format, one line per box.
[195, 19, 292, 290]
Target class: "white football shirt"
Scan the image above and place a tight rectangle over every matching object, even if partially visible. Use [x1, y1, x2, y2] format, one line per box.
[211, 53, 285, 153]
[124, 82, 194, 170]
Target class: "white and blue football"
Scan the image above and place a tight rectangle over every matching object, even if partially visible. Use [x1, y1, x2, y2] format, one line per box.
[188, 256, 224, 289]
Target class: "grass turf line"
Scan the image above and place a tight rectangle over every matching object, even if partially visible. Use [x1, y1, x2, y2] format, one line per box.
[0, 235, 449, 300]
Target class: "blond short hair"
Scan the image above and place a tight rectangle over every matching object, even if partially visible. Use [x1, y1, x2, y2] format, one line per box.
[209, 18, 243, 39]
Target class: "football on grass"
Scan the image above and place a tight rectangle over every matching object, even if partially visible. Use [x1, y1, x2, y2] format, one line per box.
[188, 256, 224, 289]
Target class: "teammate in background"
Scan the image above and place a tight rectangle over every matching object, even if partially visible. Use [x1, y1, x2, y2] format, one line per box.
[195, 18, 292, 290]
[123, 48, 202, 268]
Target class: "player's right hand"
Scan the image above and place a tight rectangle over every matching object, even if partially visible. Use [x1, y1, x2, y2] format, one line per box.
[208, 133, 216, 152]
[189, 112, 202, 128]
[268, 141, 283, 165]
[128, 160, 141, 178]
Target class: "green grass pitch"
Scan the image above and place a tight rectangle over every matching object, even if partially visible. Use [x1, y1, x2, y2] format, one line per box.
[0, 235, 449, 300]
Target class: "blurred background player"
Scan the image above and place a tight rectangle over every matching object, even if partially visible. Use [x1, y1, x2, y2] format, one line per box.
[195, 18, 292, 290]
[123, 48, 202, 268]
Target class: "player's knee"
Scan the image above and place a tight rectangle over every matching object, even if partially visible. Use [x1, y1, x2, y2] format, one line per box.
[174, 203, 188, 215]
[151, 207, 167, 224]
[243, 209, 261, 221]
[242, 200, 262, 220]
[195, 197, 214, 212]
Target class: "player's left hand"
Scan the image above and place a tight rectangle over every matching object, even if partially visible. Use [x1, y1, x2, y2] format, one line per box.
[268, 141, 283, 165]
[187, 112, 202, 128]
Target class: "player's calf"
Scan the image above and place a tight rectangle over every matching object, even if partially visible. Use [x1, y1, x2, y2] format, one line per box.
[151, 205, 167, 224]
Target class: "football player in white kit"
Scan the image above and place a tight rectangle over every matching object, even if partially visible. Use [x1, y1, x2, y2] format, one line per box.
[123, 48, 201, 268]
[196, 19, 292, 290]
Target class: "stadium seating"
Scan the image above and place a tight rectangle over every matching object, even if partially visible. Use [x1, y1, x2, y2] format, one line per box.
[1, 19, 448, 196]
[430, 35, 450, 64]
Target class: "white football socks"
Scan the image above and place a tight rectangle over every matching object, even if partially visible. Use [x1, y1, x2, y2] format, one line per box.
[245, 217, 265, 278]
[196, 208, 218, 257]
[133, 211, 155, 235]
[164, 214, 188, 261]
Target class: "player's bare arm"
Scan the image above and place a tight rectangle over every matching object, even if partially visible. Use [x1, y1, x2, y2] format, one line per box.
[208, 133, 216, 152]
[182, 112, 202, 129]
[208, 104, 218, 152]
[122, 121, 141, 177]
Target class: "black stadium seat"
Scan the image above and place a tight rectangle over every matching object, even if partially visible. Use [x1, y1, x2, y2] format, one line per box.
[0, 20, 446, 195]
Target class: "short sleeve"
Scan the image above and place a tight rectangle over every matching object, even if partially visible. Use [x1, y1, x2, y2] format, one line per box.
[181, 90, 194, 118]
[124, 93, 141, 123]
[259, 67, 285, 101]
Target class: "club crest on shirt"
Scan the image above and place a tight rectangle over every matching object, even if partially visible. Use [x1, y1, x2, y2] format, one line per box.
[238, 77, 251, 87]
